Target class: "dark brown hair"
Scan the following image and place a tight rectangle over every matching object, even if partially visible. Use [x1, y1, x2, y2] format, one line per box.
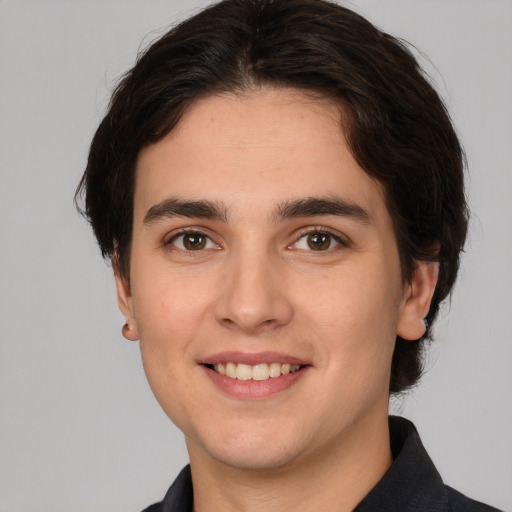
[76, 0, 468, 393]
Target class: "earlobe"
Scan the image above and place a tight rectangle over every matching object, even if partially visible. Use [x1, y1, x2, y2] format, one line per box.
[396, 261, 439, 341]
[122, 322, 139, 342]
[113, 256, 139, 341]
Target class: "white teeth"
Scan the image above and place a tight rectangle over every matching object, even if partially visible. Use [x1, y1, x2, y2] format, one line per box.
[252, 363, 270, 381]
[210, 362, 303, 381]
[236, 363, 252, 381]
[214, 363, 225, 375]
[269, 362, 282, 378]
[225, 362, 237, 379]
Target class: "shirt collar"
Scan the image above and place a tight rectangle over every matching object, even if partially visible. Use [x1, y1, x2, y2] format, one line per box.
[354, 416, 448, 511]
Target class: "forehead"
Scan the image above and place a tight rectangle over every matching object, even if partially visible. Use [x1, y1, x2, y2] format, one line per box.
[134, 87, 388, 223]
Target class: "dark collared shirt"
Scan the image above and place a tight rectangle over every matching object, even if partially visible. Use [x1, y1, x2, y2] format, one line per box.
[142, 416, 502, 512]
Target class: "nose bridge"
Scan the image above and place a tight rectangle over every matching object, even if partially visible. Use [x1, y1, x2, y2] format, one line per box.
[215, 238, 293, 333]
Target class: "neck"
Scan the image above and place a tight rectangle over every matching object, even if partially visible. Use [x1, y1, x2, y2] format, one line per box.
[188, 411, 392, 512]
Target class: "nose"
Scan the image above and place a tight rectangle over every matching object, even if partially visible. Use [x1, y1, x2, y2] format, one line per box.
[214, 247, 293, 334]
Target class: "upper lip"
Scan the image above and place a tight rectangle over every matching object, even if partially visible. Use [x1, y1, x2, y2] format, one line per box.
[200, 351, 309, 366]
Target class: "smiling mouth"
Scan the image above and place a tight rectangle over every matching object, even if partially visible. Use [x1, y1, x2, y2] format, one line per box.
[204, 362, 303, 381]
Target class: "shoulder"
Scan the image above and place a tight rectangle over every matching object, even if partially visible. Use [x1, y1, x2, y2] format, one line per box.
[140, 504, 164, 512]
[140, 465, 193, 512]
[355, 417, 503, 512]
[446, 486, 504, 512]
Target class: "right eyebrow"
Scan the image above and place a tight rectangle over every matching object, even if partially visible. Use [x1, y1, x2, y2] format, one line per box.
[143, 197, 228, 225]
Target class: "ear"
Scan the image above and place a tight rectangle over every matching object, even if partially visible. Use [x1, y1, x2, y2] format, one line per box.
[113, 256, 139, 341]
[397, 260, 439, 341]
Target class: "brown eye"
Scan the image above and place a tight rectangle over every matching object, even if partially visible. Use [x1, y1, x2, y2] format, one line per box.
[291, 230, 343, 252]
[182, 233, 207, 250]
[169, 231, 217, 251]
[306, 232, 331, 251]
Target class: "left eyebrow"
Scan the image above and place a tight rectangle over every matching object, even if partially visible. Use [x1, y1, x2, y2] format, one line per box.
[274, 197, 372, 224]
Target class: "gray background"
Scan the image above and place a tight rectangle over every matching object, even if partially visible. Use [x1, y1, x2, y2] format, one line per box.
[1, 1, 511, 510]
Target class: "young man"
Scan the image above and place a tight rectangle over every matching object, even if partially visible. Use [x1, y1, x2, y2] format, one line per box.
[76, 0, 502, 510]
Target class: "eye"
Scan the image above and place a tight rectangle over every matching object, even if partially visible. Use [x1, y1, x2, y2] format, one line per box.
[167, 231, 218, 251]
[292, 231, 343, 252]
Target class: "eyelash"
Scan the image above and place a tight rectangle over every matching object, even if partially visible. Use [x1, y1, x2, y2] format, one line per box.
[164, 227, 348, 253]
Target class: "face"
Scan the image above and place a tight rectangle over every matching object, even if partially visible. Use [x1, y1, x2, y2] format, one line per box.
[117, 88, 436, 472]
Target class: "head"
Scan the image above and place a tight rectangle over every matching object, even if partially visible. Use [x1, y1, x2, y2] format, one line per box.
[76, 0, 467, 394]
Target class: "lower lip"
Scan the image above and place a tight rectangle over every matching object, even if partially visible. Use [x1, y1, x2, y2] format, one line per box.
[202, 365, 309, 400]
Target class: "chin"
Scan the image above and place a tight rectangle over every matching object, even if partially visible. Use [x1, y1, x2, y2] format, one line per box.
[210, 443, 306, 473]
[187, 424, 311, 473]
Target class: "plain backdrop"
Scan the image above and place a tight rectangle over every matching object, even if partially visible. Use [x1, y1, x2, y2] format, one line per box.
[1, 1, 511, 510]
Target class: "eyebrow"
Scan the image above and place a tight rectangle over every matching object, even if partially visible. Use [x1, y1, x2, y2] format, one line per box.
[143, 195, 371, 226]
[143, 197, 228, 224]
[275, 197, 371, 224]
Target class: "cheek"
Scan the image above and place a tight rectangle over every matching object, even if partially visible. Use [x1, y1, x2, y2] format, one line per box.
[304, 263, 400, 329]
[132, 260, 215, 335]
[130, 269, 211, 375]
[300, 263, 401, 370]
[133, 274, 211, 427]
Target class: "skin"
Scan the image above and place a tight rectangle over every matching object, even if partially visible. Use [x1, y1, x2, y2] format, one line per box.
[116, 87, 438, 512]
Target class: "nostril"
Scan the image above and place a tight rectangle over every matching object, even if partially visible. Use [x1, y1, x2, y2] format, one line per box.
[219, 318, 236, 328]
